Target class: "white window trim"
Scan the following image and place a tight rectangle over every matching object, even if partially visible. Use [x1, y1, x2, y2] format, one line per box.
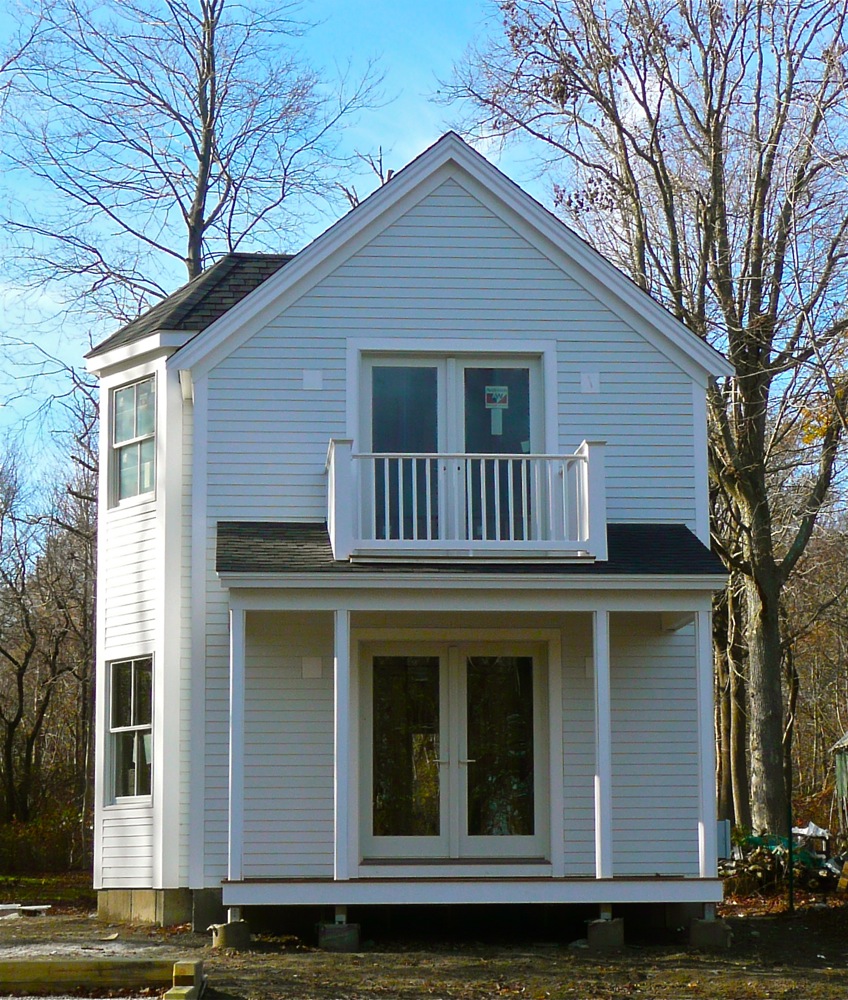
[108, 656, 153, 804]
[111, 375, 157, 507]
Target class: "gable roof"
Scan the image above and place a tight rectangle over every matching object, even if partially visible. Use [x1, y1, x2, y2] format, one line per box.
[86, 252, 293, 358]
[216, 521, 725, 578]
[86, 133, 732, 381]
[169, 132, 732, 383]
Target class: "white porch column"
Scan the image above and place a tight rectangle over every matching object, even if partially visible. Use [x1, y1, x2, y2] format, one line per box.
[334, 609, 351, 881]
[696, 610, 717, 877]
[228, 606, 246, 883]
[593, 609, 613, 878]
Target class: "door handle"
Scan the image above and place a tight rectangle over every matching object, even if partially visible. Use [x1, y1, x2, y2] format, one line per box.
[459, 759, 477, 765]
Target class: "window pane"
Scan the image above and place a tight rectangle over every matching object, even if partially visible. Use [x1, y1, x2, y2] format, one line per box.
[373, 656, 440, 837]
[137, 732, 152, 796]
[466, 656, 534, 836]
[112, 662, 132, 728]
[118, 443, 139, 499]
[372, 368, 438, 540]
[139, 439, 155, 494]
[464, 368, 530, 454]
[372, 367, 438, 453]
[114, 731, 135, 796]
[136, 379, 155, 437]
[114, 386, 136, 444]
[134, 661, 152, 726]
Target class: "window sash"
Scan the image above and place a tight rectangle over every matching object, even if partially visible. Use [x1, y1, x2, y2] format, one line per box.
[110, 658, 152, 799]
[113, 378, 155, 501]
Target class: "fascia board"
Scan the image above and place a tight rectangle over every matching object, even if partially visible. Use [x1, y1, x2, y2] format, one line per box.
[86, 331, 195, 377]
[217, 571, 727, 591]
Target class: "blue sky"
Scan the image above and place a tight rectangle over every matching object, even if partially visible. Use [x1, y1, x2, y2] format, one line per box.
[0, 0, 549, 441]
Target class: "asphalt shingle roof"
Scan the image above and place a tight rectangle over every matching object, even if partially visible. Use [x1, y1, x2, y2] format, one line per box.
[86, 253, 294, 358]
[216, 521, 725, 577]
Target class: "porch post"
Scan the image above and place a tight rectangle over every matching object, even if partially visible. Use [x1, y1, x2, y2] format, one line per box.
[593, 609, 613, 878]
[696, 610, 717, 877]
[228, 605, 246, 883]
[334, 609, 351, 880]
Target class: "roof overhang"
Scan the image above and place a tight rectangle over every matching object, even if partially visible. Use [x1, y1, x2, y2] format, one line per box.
[219, 570, 728, 592]
[86, 330, 196, 377]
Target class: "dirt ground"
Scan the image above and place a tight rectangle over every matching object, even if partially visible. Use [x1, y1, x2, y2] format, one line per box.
[0, 894, 847, 999]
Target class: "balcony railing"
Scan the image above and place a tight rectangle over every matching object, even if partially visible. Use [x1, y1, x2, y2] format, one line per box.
[327, 439, 607, 561]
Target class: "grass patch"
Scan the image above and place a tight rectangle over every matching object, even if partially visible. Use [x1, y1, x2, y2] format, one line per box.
[0, 872, 95, 911]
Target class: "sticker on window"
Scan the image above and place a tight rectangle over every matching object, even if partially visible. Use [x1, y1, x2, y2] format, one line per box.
[485, 385, 509, 435]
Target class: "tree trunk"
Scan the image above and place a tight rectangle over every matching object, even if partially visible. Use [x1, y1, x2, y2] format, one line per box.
[729, 617, 751, 830]
[746, 571, 786, 833]
[714, 596, 734, 822]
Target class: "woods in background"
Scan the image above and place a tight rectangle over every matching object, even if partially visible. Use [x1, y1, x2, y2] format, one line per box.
[0, 376, 96, 870]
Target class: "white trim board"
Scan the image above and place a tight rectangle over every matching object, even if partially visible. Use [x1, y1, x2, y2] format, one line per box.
[220, 575, 726, 596]
[225, 587, 717, 616]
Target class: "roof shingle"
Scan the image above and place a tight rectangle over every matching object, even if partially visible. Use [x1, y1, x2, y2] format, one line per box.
[86, 253, 293, 358]
[216, 521, 725, 577]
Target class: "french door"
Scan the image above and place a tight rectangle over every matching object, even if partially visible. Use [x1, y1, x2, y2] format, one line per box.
[361, 643, 548, 860]
[364, 356, 543, 542]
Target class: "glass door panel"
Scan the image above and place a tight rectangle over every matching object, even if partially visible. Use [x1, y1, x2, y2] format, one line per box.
[463, 368, 532, 540]
[465, 657, 535, 837]
[371, 366, 439, 540]
[362, 644, 548, 862]
[372, 656, 441, 837]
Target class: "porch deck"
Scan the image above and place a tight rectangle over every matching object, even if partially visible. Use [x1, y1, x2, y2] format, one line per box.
[222, 876, 724, 907]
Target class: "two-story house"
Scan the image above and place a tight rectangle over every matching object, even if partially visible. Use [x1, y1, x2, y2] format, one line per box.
[86, 133, 731, 935]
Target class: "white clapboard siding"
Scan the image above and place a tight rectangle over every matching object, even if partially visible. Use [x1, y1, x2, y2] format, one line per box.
[610, 616, 700, 876]
[204, 177, 697, 527]
[204, 519, 232, 882]
[242, 613, 335, 878]
[561, 619, 596, 876]
[100, 804, 154, 887]
[103, 503, 158, 648]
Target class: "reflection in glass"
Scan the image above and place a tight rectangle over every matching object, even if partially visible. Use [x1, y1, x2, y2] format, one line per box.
[466, 657, 534, 836]
[373, 657, 440, 836]
[136, 379, 155, 436]
[372, 367, 439, 540]
[114, 386, 136, 443]
[111, 662, 132, 728]
[464, 368, 532, 540]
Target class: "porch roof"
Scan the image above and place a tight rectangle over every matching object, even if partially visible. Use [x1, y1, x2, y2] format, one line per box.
[216, 521, 724, 576]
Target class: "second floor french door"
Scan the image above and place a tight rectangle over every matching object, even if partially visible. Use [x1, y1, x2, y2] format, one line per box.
[364, 356, 543, 542]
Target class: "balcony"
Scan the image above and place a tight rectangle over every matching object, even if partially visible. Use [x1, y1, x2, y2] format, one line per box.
[327, 439, 607, 561]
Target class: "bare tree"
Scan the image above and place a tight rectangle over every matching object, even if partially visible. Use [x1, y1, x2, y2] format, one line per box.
[1, 0, 379, 320]
[447, 0, 848, 832]
[0, 451, 75, 825]
[0, 364, 97, 865]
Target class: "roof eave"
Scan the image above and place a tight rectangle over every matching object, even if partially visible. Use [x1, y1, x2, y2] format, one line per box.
[86, 330, 197, 376]
[217, 570, 728, 590]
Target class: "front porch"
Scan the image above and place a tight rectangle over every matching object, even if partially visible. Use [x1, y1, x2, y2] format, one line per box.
[215, 547, 724, 910]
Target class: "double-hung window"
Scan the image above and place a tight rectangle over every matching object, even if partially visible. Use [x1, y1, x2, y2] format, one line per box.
[110, 657, 152, 798]
[113, 378, 155, 502]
